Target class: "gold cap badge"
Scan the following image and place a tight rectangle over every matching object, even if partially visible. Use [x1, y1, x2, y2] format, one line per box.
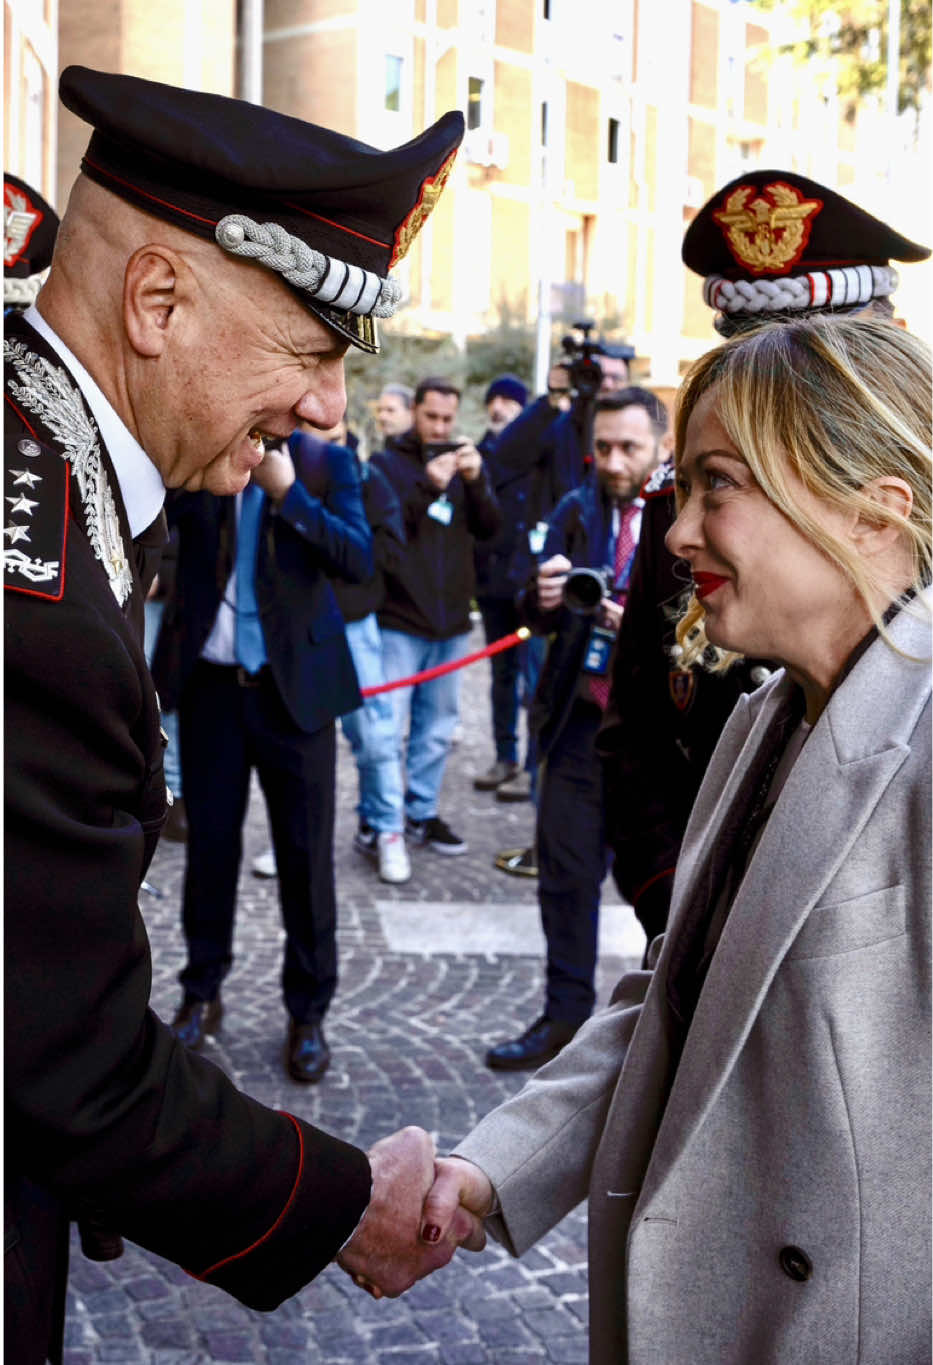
[713, 180, 823, 276]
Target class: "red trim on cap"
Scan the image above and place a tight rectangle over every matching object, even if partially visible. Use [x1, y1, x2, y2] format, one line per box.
[191, 1113, 306, 1281]
[83, 157, 219, 228]
[282, 201, 390, 250]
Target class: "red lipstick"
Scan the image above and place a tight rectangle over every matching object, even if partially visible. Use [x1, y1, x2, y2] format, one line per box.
[693, 572, 728, 600]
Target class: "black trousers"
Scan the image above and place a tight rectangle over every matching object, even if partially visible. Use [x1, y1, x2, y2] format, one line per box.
[537, 698, 608, 1024]
[178, 661, 338, 1024]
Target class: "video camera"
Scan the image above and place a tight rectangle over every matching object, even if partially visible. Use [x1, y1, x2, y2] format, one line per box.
[559, 321, 635, 403]
[560, 320, 608, 402]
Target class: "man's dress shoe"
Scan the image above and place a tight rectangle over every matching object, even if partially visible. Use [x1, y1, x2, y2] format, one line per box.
[485, 1015, 580, 1070]
[286, 1020, 330, 1083]
[170, 995, 222, 1051]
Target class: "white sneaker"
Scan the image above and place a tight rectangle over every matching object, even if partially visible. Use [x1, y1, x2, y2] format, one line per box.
[252, 848, 278, 878]
[377, 831, 411, 884]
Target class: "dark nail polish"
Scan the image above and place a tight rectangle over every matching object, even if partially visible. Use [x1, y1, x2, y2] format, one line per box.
[422, 1223, 441, 1244]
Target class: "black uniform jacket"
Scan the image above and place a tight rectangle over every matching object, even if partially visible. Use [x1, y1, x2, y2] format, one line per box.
[4, 315, 371, 1364]
[371, 429, 501, 640]
[151, 429, 372, 730]
[596, 461, 765, 938]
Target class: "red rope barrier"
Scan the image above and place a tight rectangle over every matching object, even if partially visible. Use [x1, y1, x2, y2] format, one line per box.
[360, 627, 531, 697]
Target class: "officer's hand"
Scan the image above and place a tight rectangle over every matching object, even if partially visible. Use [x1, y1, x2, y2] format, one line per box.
[599, 598, 624, 634]
[537, 554, 571, 612]
[424, 452, 458, 491]
[455, 442, 482, 483]
[252, 440, 296, 503]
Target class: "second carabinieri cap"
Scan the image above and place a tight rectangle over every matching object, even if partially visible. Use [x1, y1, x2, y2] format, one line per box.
[682, 168, 930, 335]
[58, 66, 465, 354]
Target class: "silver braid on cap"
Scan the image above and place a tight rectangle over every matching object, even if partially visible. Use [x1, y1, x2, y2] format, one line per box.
[704, 264, 898, 316]
[215, 214, 402, 318]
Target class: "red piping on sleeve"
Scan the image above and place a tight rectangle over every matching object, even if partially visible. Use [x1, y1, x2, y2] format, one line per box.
[191, 1113, 305, 1280]
[632, 867, 674, 906]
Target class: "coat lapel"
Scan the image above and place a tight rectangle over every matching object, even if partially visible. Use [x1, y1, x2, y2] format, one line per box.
[639, 597, 931, 1208]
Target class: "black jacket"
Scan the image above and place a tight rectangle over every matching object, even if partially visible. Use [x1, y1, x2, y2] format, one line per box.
[332, 451, 406, 624]
[371, 429, 501, 640]
[152, 430, 372, 732]
[4, 315, 371, 1365]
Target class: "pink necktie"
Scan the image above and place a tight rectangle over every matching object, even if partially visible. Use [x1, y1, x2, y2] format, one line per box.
[588, 502, 638, 711]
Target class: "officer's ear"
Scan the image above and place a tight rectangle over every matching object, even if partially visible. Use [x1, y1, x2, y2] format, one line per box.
[123, 245, 186, 358]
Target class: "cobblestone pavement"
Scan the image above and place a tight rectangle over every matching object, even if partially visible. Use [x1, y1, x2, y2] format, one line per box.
[63, 621, 645, 1364]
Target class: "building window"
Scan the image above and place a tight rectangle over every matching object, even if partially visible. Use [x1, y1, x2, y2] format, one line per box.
[608, 117, 620, 163]
[540, 101, 549, 146]
[384, 55, 403, 113]
[467, 77, 485, 131]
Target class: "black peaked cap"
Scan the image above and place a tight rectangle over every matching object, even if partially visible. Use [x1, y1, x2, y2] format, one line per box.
[59, 66, 464, 352]
[683, 168, 929, 279]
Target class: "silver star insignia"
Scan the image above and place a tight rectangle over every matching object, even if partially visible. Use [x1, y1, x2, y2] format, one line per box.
[9, 469, 42, 488]
[6, 494, 39, 516]
[4, 524, 31, 543]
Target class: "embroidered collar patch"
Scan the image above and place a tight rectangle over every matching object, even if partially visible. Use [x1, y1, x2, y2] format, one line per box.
[4, 339, 132, 607]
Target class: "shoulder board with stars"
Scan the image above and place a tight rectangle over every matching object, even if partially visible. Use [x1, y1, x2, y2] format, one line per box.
[641, 458, 675, 500]
[4, 424, 68, 600]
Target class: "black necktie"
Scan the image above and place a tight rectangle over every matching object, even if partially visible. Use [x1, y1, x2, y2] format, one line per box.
[132, 509, 168, 599]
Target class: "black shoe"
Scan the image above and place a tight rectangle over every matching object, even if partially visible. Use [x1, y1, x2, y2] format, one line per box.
[485, 1015, 580, 1071]
[171, 994, 222, 1051]
[286, 1020, 330, 1083]
[352, 822, 378, 857]
[473, 760, 520, 791]
[493, 845, 538, 877]
[162, 795, 188, 843]
[405, 815, 468, 855]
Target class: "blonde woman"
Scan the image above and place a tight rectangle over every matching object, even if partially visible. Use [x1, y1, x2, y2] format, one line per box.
[409, 316, 931, 1364]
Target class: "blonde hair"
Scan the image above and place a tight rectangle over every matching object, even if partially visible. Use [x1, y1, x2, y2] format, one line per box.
[673, 315, 932, 670]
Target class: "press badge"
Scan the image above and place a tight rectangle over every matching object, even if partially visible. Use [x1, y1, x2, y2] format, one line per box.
[582, 626, 615, 676]
[427, 495, 453, 526]
[528, 521, 548, 554]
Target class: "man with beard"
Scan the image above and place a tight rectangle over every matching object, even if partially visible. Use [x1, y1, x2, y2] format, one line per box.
[484, 388, 671, 1069]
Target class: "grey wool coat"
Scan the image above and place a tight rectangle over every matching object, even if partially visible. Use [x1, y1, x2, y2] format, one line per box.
[456, 595, 932, 1365]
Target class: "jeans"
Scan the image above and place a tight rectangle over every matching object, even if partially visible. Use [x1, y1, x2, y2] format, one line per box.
[144, 598, 183, 799]
[340, 614, 405, 833]
[381, 628, 469, 822]
[477, 595, 546, 777]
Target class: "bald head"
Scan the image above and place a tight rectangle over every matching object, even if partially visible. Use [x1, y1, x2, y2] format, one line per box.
[36, 174, 350, 495]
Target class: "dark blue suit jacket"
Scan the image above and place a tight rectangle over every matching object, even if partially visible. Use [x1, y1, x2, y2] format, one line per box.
[152, 433, 372, 734]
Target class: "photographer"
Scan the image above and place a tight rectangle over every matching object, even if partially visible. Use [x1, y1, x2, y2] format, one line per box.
[372, 377, 501, 855]
[484, 388, 670, 1071]
[493, 325, 633, 518]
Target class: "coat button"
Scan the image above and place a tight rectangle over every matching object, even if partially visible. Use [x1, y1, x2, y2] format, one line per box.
[779, 1245, 812, 1282]
[17, 438, 41, 458]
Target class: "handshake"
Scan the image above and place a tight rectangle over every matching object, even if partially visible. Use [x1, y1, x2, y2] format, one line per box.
[336, 1126, 493, 1298]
